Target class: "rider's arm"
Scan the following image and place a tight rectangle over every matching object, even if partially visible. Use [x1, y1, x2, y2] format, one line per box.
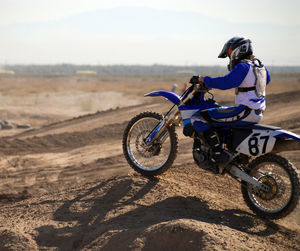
[203, 63, 250, 90]
[266, 67, 271, 85]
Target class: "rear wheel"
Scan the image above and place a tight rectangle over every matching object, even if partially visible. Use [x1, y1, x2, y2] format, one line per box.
[123, 112, 178, 176]
[241, 153, 300, 219]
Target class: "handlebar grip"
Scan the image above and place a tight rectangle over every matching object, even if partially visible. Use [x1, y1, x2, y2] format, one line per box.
[189, 75, 201, 85]
[194, 83, 210, 92]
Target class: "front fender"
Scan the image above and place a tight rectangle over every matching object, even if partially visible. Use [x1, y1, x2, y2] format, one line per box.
[144, 90, 181, 105]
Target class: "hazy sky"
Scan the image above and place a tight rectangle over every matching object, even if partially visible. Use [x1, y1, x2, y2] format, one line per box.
[0, 0, 299, 66]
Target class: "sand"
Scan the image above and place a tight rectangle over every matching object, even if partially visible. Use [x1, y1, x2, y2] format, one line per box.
[0, 73, 299, 250]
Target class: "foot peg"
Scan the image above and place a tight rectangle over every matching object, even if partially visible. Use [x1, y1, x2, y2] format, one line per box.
[211, 147, 232, 164]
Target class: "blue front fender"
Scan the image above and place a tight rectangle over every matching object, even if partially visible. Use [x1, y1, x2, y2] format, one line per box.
[144, 90, 181, 105]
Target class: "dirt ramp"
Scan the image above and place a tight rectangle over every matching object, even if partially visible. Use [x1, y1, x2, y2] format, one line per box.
[139, 220, 260, 251]
[88, 220, 207, 251]
[27, 172, 299, 250]
[0, 171, 299, 250]
[134, 220, 215, 251]
[0, 228, 38, 251]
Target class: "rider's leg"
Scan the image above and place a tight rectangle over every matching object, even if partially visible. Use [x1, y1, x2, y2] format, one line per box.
[202, 129, 231, 163]
[190, 120, 231, 166]
[197, 105, 252, 164]
[188, 119, 230, 164]
[185, 105, 252, 164]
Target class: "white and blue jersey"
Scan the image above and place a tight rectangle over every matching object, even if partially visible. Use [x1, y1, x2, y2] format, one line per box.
[188, 60, 271, 133]
[204, 61, 271, 110]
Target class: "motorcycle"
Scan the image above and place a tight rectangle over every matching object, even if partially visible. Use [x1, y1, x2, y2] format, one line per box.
[122, 81, 300, 219]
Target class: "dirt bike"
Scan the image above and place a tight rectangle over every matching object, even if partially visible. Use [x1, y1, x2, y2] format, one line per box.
[122, 82, 300, 219]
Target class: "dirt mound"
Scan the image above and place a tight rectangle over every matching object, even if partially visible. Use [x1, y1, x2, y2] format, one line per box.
[11, 105, 143, 139]
[267, 90, 300, 106]
[0, 228, 38, 251]
[0, 121, 127, 155]
[1, 170, 299, 250]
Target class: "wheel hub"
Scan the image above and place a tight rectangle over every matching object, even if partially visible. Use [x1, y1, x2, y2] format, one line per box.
[135, 131, 161, 158]
[257, 175, 279, 200]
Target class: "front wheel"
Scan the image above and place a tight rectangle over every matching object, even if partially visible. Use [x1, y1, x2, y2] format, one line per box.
[241, 153, 300, 219]
[123, 112, 178, 176]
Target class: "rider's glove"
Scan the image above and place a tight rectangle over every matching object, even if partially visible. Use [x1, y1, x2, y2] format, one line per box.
[189, 75, 200, 85]
[190, 75, 210, 92]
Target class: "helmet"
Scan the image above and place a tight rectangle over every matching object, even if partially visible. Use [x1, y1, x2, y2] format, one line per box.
[218, 37, 253, 70]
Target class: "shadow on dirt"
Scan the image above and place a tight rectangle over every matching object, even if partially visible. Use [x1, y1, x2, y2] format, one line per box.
[0, 190, 31, 203]
[35, 176, 282, 250]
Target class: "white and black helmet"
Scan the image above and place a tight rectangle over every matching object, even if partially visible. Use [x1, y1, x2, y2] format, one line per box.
[218, 37, 253, 71]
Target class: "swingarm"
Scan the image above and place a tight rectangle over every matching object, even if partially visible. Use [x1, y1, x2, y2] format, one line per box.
[227, 165, 269, 192]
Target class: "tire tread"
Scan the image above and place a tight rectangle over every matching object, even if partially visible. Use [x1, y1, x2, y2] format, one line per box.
[122, 112, 178, 177]
[241, 153, 300, 219]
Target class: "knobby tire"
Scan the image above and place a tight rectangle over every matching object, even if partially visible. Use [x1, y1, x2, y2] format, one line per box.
[122, 112, 178, 177]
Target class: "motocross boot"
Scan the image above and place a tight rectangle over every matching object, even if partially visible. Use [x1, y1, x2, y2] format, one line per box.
[203, 129, 232, 164]
[183, 123, 196, 138]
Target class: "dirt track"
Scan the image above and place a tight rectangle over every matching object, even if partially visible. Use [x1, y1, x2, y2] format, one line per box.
[0, 74, 300, 250]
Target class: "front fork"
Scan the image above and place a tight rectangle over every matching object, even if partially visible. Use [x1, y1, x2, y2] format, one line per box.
[143, 108, 181, 148]
[143, 90, 197, 148]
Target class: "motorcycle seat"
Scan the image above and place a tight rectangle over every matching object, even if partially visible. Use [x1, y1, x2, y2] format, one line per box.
[231, 124, 281, 131]
[212, 123, 280, 131]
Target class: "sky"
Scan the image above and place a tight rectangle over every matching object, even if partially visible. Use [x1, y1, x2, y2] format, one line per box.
[0, 0, 299, 66]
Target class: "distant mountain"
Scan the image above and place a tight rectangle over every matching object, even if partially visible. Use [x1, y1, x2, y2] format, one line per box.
[49, 6, 227, 35]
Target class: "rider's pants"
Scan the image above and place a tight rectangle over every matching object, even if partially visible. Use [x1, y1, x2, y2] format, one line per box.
[187, 105, 263, 133]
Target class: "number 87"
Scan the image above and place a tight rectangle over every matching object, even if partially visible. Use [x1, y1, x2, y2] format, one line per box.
[248, 135, 270, 156]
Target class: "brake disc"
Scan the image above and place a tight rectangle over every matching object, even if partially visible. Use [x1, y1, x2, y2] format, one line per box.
[135, 131, 161, 158]
[257, 175, 279, 200]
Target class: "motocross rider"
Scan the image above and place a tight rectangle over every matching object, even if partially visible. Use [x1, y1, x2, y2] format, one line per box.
[185, 37, 271, 164]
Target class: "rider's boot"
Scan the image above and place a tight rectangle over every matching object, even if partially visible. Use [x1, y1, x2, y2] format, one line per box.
[183, 123, 196, 137]
[203, 129, 232, 164]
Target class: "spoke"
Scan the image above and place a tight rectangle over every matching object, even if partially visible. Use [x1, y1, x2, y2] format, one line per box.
[127, 117, 171, 171]
[248, 162, 292, 213]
